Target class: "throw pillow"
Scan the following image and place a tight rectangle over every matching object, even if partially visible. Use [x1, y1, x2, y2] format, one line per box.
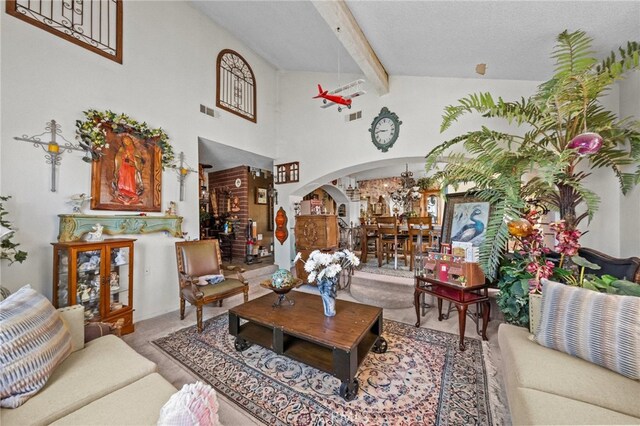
[535, 279, 640, 380]
[84, 322, 121, 343]
[197, 274, 225, 286]
[158, 381, 220, 426]
[0, 285, 72, 408]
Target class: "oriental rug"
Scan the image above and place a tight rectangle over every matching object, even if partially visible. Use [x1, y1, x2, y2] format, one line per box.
[153, 314, 503, 425]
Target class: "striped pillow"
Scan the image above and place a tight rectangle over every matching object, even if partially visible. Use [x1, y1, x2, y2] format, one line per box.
[0, 285, 72, 408]
[535, 279, 640, 380]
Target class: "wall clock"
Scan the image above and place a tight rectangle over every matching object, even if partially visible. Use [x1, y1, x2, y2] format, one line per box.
[369, 107, 402, 152]
[235, 178, 242, 188]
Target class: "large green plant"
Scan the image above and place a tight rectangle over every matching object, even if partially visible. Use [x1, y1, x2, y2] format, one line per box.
[425, 30, 640, 279]
[1, 196, 27, 265]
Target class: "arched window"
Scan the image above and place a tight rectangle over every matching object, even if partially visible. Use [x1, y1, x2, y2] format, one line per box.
[216, 49, 256, 123]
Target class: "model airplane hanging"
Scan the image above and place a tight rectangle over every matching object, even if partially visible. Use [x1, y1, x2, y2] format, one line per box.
[313, 79, 366, 112]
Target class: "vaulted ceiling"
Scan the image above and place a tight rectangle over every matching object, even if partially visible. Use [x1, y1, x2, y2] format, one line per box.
[192, 1, 639, 82]
[193, 1, 639, 179]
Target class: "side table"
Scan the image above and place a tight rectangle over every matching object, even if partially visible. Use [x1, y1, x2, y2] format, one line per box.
[414, 275, 490, 351]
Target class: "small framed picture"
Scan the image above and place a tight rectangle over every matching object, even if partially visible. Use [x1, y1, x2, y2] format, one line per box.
[256, 187, 268, 205]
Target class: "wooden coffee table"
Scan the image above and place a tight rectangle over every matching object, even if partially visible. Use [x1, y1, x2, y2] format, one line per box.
[228, 291, 387, 401]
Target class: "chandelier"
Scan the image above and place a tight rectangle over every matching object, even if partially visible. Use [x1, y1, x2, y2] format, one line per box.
[344, 177, 361, 201]
[389, 164, 421, 214]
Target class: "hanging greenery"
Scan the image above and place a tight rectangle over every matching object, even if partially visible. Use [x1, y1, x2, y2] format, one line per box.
[425, 30, 640, 279]
[75, 109, 175, 167]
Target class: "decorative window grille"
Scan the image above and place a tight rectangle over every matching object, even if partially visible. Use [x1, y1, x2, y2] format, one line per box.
[275, 162, 299, 184]
[216, 49, 256, 123]
[6, 0, 122, 63]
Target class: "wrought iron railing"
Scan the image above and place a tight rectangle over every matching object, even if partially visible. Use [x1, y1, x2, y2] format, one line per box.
[6, 0, 122, 63]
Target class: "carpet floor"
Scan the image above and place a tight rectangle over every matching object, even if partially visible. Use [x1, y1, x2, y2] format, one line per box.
[153, 313, 496, 425]
[359, 258, 414, 279]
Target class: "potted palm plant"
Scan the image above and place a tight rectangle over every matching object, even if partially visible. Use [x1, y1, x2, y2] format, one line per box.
[425, 30, 639, 280]
[424, 31, 640, 326]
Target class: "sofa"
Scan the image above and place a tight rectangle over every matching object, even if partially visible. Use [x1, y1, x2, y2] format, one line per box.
[499, 303, 640, 425]
[0, 305, 177, 426]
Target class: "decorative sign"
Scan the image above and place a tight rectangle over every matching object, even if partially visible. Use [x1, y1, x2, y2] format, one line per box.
[216, 49, 256, 122]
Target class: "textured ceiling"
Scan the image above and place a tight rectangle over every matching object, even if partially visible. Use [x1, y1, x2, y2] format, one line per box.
[347, 1, 640, 80]
[191, 1, 361, 74]
[192, 0, 639, 81]
[198, 137, 274, 172]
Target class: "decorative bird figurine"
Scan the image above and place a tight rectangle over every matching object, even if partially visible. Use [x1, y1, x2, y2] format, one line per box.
[452, 207, 485, 243]
[68, 193, 92, 213]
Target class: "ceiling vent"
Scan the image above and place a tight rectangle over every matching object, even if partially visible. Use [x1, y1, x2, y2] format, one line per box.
[345, 110, 362, 122]
[200, 104, 218, 118]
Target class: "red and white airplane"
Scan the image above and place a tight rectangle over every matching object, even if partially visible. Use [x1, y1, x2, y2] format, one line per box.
[313, 79, 366, 112]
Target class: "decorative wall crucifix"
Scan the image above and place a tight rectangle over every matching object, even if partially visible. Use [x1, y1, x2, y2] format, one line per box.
[14, 120, 89, 192]
[167, 152, 197, 201]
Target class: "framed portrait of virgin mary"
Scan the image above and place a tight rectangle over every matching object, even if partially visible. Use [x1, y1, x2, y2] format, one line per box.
[90, 128, 162, 212]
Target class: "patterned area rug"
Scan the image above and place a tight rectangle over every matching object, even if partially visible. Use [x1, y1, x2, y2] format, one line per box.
[153, 314, 496, 425]
[359, 258, 414, 279]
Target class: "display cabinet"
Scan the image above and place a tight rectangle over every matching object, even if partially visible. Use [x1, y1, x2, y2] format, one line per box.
[294, 215, 338, 282]
[52, 238, 135, 334]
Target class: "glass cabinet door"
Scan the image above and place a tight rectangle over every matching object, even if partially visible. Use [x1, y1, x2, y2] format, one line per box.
[108, 246, 130, 315]
[56, 247, 70, 308]
[76, 248, 103, 321]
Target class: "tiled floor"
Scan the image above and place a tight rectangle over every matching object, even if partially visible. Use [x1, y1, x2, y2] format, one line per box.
[123, 267, 505, 425]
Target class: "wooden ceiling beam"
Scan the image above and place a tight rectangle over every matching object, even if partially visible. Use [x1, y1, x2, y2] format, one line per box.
[311, 0, 389, 95]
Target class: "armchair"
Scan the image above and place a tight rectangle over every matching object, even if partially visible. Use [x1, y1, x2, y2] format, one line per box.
[175, 239, 249, 332]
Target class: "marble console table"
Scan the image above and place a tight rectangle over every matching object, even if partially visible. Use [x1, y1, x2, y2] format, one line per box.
[58, 214, 183, 242]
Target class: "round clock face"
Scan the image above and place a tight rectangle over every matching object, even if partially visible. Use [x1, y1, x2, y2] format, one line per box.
[369, 107, 401, 152]
[235, 178, 242, 188]
[374, 117, 396, 145]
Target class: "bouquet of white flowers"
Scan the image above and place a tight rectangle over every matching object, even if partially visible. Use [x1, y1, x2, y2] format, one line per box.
[294, 249, 360, 284]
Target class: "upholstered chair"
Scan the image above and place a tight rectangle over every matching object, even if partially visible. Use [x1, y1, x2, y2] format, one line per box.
[175, 239, 249, 332]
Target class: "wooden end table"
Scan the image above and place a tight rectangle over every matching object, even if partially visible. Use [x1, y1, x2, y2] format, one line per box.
[414, 276, 490, 351]
[229, 291, 387, 401]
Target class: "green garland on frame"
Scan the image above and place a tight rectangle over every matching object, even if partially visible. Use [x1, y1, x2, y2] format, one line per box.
[76, 109, 175, 167]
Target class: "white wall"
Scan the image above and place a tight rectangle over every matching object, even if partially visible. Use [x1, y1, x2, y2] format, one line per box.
[274, 72, 539, 265]
[273, 71, 630, 266]
[579, 87, 622, 256]
[618, 72, 640, 257]
[0, 1, 278, 321]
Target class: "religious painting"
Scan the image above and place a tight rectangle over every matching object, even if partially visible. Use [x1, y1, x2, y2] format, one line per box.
[441, 192, 492, 248]
[91, 129, 161, 211]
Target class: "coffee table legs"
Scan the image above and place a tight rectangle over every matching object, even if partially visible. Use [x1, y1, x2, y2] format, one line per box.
[339, 378, 359, 401]
[457, 304, 468, 351]
[481, 300, 490, 341]
[372, 336, 388, 354]
[234, 337, 252, 351]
